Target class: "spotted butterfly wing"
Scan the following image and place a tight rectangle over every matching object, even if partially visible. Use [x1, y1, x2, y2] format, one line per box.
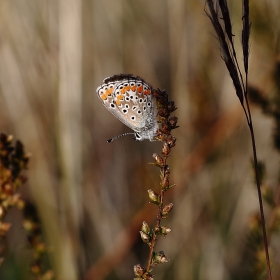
[96, 74, 159, 141]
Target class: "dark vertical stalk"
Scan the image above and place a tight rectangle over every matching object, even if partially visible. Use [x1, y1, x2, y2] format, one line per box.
[146, 186, 165, 272]
[146, 157, 166, 273]
[245, 97, 273, 280]
[205, 0, 273, 278]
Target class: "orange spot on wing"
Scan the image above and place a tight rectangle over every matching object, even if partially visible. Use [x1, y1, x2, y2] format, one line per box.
[107, 88, 113, 95]
[144, 89, 151, 95]
[131, 86, 136, 91]
[116, 100, 121, 106]
[120, 88, 125, 94]
[101, 93, 107, 100]
[117, 95, 123, 100]
[124, 85, 130, 92]
[137, 85, 143, 92]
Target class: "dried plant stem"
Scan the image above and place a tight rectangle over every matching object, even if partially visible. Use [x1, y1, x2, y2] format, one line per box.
[242, 46, 272, 280]
[205, 0, 273, 278]
[146, 162, 166, 272]
[135, 88, 177, 280]
[246, 99, 272, 280]
[146, 192, 164, 272]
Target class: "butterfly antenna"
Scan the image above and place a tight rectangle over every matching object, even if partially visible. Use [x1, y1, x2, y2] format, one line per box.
[107, 132, 135, 143]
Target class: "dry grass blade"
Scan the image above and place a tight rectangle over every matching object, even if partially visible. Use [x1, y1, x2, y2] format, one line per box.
[219, 0, 234, 47]
[242, 0, 250, 77]
[205, 0, 244, 105]
[205, 1, 273, 279]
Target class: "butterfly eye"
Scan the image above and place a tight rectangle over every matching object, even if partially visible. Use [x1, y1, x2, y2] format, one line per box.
[122, 109, 128, 114]
[139, 98, 143, 103]
[125, 97, 130, 101]
[143, 106, 146, 111]
[125, 104, 129, 109]
[131, 116, 136, 121]
[130, 95, 133, 99]
[137, 110, 142, 114]
[132, 106, 137, 111]
[134, 132, 142, 140]
[147, 102, 151, 107]
[110, 103, 115, 108]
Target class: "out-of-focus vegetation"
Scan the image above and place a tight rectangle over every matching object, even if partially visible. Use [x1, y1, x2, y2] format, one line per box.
[0, 0, 280, 279]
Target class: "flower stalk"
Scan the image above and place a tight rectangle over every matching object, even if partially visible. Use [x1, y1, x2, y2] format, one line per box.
[134, 89, 178, 279]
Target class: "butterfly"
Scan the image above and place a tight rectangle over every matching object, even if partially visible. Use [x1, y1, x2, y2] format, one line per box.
[96, 74, 159, 142]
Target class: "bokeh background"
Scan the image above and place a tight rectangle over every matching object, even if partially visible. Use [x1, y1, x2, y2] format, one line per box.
[0, 0, 280, 279]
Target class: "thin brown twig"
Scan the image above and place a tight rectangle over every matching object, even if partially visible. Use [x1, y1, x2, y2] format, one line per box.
[145, 160, 166, 273]
[245, 97, 273, 280]
[134, 88, 177, 280]
[145, 191, 164, 272]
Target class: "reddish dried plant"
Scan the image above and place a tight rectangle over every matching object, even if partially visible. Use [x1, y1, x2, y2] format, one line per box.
[0, 133, 53, 279]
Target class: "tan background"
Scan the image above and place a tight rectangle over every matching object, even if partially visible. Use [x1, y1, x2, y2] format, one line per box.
[0, 0, 279, 279]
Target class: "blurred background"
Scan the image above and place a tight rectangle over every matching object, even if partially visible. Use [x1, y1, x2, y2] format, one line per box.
[0, 0, 280, 279]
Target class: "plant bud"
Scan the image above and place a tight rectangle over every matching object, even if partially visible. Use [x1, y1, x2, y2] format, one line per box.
[161, 123, 171, 134]
[167, 136, 176, 147]
[134, 264, 145, 277]
[158, 226, 172, 237]
[169, 116, 178, 128]
[151, 251, 170, 266]
[162, 203, 173, 217]
[155, 131, 166, 142]
[162, 142, 170, 156]
[158, 108, 170, 118]
[141, 221, 150, 235]
[152, 153, 164, 166]
[139, 231, 151, 244]
[147, 189, 162, 206]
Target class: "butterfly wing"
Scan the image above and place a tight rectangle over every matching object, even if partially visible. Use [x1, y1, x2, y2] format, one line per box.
[96, 75, 156, 133]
